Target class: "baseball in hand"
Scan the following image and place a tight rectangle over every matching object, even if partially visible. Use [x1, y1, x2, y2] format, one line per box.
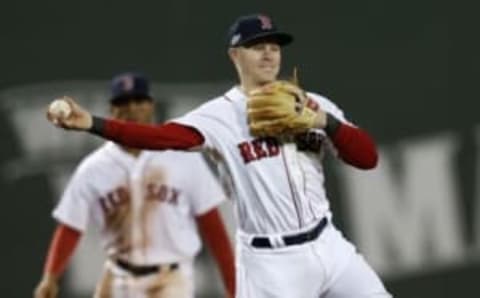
[49, 99, 72, 118]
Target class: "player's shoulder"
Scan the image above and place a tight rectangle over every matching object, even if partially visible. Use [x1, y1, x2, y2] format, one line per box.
[190, 94, 234, 116]
[72, 143, 113, 176]
[149, 149, 206, 166]
[306, 91, 350, 123]
[178, 89, 238, 127]
[306, 91, 340, 112]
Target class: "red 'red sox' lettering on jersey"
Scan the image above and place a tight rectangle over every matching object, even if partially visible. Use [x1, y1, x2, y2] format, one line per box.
[238, 131, 325, 164]
[145, 183, 179, 204]
[99, 186, 130, 215]
[99, 184, 179, 217]
[237, 137, 280, 163]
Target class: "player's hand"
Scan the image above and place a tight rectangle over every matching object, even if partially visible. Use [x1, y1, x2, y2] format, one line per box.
[46, 96, 93, 131]
[34, 275, 59, 298]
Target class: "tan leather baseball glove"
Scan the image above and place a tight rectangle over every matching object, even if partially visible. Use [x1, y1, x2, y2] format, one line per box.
[247, 80, 322, 137]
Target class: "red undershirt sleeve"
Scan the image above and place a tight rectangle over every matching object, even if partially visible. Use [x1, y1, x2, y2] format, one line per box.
[195, 208, 235, 297]
[43, 223, 82, 278]
[89, 117, 204, 150]
[325, 114, 379, 170]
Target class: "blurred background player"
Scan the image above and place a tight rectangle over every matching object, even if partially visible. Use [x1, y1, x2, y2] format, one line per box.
[35, 72, 235, 298]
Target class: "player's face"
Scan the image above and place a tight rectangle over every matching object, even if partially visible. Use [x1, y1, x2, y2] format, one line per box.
[230, 41, 281, 86]
[110, 98, 154, 124]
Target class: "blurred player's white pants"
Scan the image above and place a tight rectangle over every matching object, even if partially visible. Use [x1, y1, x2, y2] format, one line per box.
[94, 259, 194, 298]
[236, 220, 392, 298]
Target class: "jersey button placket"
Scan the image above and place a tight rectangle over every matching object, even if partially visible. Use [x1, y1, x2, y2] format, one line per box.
[130, 157, 146, 262]
[282, 143, 305, 227]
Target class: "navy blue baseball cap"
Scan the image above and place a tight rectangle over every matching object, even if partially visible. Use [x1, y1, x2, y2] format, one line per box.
[227, 14, 293, 48]
[110, 72, 153, 104]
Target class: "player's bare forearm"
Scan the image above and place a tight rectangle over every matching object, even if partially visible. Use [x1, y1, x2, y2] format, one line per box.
[323, 114, 378, 169]
[195, 208, 235, 297]
[89, 117, 204, 150]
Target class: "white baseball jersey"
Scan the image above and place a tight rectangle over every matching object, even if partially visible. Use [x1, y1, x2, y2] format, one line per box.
[173, 86, 349, 234]
[53, 141, 225, 265]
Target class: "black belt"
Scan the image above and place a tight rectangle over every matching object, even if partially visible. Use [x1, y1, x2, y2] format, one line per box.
[251, 217, 328, 249]
[115, 259, 179, 276]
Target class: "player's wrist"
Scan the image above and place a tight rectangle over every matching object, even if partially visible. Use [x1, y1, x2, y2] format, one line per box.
[42, 272, 60, 283]
[88, 116, 105, 135]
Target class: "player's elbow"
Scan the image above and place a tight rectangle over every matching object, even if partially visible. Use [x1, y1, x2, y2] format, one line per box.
[344, 146, 378, 170]
[352, 129, 379, 170]
[360, 149, 378, 170]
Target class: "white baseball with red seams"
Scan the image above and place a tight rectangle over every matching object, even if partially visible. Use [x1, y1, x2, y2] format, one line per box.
[49, 99, 72, 118]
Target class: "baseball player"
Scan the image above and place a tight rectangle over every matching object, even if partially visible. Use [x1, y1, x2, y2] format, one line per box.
[35, 73, 235, 298]
[46, 14, 392, 298]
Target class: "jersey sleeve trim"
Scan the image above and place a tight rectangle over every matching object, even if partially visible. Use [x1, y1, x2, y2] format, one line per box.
[52, 210, 88, 232]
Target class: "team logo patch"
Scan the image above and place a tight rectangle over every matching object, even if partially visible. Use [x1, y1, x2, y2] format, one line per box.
[258, 15, 273, 30]
[120, 75, 135, 92]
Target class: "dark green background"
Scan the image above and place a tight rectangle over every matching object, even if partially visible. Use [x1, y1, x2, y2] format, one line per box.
[1, 1, 475, 297]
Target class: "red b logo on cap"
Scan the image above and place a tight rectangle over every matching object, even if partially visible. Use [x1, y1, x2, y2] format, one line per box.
[258, 15, 273, 30]
[120, 75, 134, 92]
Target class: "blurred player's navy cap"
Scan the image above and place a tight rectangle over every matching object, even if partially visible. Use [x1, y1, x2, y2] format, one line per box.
[227, 14, 293, 48]
[110, 72, 153, 104]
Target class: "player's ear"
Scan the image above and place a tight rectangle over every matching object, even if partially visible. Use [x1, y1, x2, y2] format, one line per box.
[228, 47, 238, 62]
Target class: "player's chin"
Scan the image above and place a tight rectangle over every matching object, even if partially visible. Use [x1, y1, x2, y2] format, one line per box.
[256, 74, 277, 85]
[259, 70, 279, 83]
